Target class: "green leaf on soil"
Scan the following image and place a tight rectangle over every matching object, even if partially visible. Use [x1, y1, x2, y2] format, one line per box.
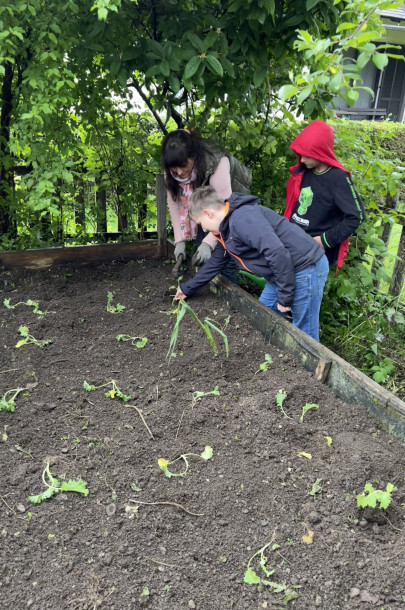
[200, 446, 213, 461]
[244, 568, 261, 584]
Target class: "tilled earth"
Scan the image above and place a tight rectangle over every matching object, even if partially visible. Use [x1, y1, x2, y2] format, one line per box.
[1, 259, 405, 610]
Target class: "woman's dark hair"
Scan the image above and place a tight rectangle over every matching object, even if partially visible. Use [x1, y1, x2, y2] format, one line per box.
[161, 130, 207, 199]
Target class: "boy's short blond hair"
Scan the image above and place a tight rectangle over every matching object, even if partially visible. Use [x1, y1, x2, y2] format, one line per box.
[188, 186, 225, 221]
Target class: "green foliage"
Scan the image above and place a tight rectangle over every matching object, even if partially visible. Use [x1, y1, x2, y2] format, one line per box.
[28, 462, 89, 504]
[192, 386, 220, 405]
[299, 403, 320, 422]
[309, 478, 323, 497]
[275, 389, 290, 418]
[357, 482, 396, 510]
[255, 353, 273, 374]
[15, 325, 53, 348]
[106, 292, 126, 313]
[167, 300, 229, 362]
[158, 446, 213, 478]
[83, 379, 131, 401]
[244, 540, 300, 604]
[4, 298, 47, 317]
[116, 334, 148, 348]
[0, 388, 25, 412]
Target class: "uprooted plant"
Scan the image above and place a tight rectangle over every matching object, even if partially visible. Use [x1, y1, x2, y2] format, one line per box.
[158, 446, 213, 478]
[106, 291, 126, 313]
[167, 299, 228, 362]
[0, 387, 26, 412]
[116, 334, 148, 349]
[4, 298, 50, 318]
[28, 462, 89, 503]
[15, 325, 53, 348]
[357, 482, 397, 510]
[244, 537, 300, 604]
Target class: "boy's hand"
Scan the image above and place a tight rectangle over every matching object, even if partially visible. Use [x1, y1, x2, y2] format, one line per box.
[174, 289, 187, 301]
[277, 303, 291, 313]
[313, 235, 324, 249]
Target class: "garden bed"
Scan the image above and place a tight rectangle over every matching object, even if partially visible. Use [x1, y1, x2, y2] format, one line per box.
[1, 259, 405, 610]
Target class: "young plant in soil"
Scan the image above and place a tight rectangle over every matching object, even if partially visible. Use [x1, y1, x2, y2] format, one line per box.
[275, 389, 290, 418]
[244, 539, 300, 604]
[299, 403, 320, 422]
[0, 387, 26, 412]
[28, 462, 89, 503]
[255, 353, 273, 374]
[357, 482, 397, 510]
[83, 379, 131, 401]
[116, 334, 148, 348]
[192, 386, 220, 405]
[4, 298, 49, 318]
[167, 300, 229, 362]
[158, 446, 213, 478]
[106, 291, 126, 313]
[84, 380, 154, 438]
[15, 325, 53, 348]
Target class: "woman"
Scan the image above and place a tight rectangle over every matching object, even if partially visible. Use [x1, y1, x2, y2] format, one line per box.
[161, 129, 251, 270]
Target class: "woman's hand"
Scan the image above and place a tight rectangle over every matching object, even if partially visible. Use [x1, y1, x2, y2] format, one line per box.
[174, 289, 187, 301]
[277, 303, 291, 313]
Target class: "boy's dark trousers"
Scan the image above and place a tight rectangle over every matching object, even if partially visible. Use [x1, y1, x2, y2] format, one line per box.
[196, 226, 238, 284]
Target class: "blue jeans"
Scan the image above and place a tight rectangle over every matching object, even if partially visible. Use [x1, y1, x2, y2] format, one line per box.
[258, 254, 329, 341]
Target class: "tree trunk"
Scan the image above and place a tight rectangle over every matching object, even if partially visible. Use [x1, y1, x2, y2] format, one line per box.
[96, 188, 107, 236]
[0, 61, 15, 236]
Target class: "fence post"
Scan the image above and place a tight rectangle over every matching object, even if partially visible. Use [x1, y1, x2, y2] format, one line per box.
[156, 173, 167, 258]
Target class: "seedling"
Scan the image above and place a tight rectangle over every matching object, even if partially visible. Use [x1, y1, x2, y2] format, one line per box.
[158, 446, 213, 478]
[357, 482, 397, 510]
[299, 403, 320, 422]
[106, 291, 126, 313]
[4, 298, 50, 318]
[28, 462, 89, 503]
[309, 478, 323, 497]
[255, 353, 273, 374]
[15, 325, 53, 348]
[275, 389, 290, 418]
[192, 386, 220, 405]
[0, 388, 25, 412]
[83, 379, 131, 402]
[2, 425, 9, 441]
[116, 334, 148, 349]
[244, 540, 300, 604]
[325, 435, 333, 446]
[167, 300, 228, 362]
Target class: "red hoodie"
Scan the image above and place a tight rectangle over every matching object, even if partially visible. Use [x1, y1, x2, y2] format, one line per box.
[284, 121, 351, 269]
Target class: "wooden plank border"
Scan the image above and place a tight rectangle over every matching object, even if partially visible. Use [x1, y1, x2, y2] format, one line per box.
[210, 275, 405, 439]
[0, 240, 164, 269]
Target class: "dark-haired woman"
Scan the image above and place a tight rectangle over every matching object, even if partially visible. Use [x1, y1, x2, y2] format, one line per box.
[161, 130, 251, 273]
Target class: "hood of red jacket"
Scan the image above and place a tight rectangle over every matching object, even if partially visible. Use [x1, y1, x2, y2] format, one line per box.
[289, 120, 348, 173]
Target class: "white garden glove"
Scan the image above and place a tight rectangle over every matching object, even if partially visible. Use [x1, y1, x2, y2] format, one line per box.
[191, 242, 212, 266]
[174, 240, 186, 261]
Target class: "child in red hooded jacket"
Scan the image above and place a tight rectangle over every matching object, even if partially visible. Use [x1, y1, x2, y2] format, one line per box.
[284, 120, 365, 268]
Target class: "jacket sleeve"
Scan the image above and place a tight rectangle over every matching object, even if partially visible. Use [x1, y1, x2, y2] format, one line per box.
[180, 242, 230, 297]
[232, 210, 296, 307]
[167, 190, 184, 244]
[321, 174, 365, 250]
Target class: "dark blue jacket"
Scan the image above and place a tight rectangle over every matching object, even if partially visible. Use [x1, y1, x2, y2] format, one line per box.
[180, 193, 324, 307]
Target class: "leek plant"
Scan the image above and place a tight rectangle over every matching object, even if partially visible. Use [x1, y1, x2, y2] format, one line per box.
[167, 300, 229, 362]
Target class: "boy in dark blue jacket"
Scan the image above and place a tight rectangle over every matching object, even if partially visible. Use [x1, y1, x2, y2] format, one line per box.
[175, 186, 329, 341]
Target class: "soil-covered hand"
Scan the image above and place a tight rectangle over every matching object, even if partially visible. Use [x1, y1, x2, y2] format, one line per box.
[191, 242, 212, 266]
[277, 303, 291, 313]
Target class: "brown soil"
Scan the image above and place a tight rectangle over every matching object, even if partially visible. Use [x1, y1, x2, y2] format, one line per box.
[1, 259, 405, 610]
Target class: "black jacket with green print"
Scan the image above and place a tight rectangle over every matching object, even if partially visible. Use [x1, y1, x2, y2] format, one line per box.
[289, 165, 365, 265]
[180, 193, 324, 308]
